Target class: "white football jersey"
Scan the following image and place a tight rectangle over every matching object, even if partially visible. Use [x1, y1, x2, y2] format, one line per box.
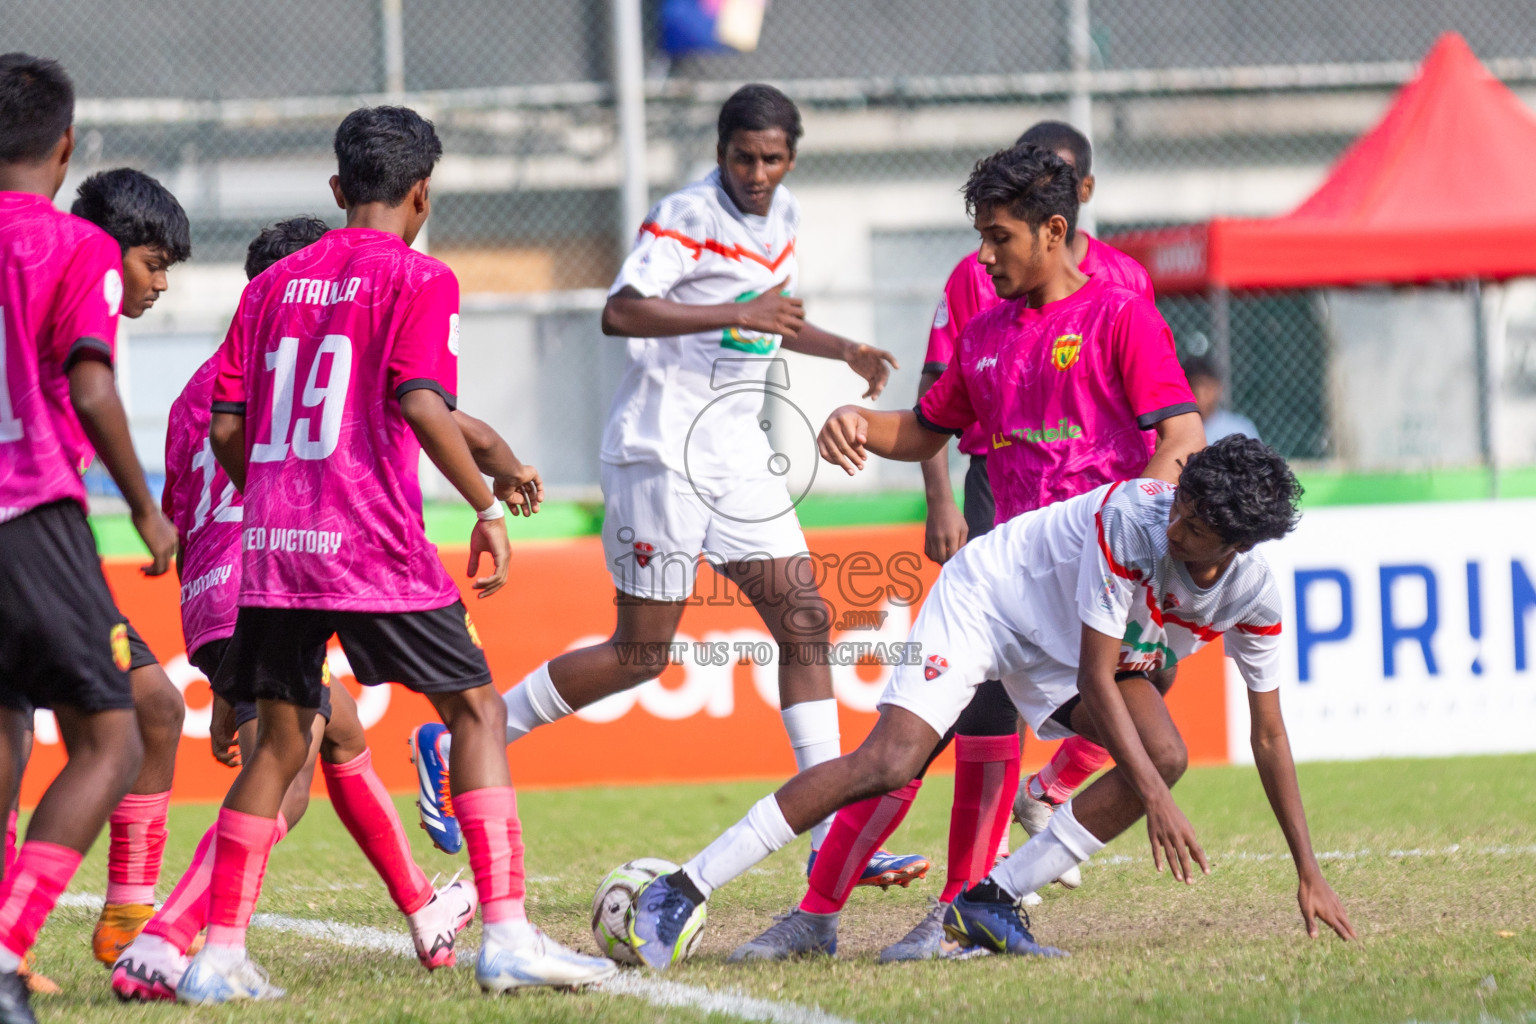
[966, 478, 1285, 691]
[601, 168, 800, 481]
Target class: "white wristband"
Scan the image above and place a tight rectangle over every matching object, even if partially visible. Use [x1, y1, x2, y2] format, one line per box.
[476, 500, 505, 522]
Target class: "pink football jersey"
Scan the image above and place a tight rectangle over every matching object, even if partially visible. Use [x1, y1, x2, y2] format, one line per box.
[924, 233, 1154, 458]
[918, 275, 1196, 525]
[163, 355, 242, 652]
[0, 192, 124, 523]
[212, 228, 462, 612]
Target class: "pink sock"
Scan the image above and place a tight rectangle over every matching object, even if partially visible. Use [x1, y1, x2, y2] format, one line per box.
[455, 787, 526, 924]
[204, 808, 278, 949]
[940, 734, 1020, 902]
[322, 749, 433, 915]
[106, 791, 171, 906]
[2, 811, 16, 881]
[1036, 736, 1111, 804]
[146, 812, 287, 954]
[799, 779, 922, 915]
[0, 842, 83, 960]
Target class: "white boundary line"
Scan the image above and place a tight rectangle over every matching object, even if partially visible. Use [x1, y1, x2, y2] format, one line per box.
[1084, 843, 1536, 869]
[57, 893, 854, 1024]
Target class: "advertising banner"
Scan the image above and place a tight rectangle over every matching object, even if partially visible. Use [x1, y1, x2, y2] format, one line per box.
[1226, 498, 1536, 763]
[21, 523, 1230, 804]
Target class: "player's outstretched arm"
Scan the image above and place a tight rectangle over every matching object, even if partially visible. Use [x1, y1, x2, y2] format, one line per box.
[1247, 687, 1356, 940]
[452, 410, 543, 517]
[780, 324, 898, 400]
[602, 280, 804, 341]
[1141, 411, 1207, 485]
[68, 358, 176, 576]
[1078, 626, 1209, 883]
[817, 406, 948, 475]
[916, 369, 966, 565]
[401, 390, 509, 598]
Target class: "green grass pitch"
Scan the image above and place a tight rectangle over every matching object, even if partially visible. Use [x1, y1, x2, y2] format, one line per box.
[25, 753, 1536, 1023]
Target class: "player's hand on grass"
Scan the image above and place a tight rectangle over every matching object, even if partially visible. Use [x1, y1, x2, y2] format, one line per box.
[134, 506, 178, 577]
[818, 405, 870, 475]
[494, 462, 544, 517]
[1145, 793, 1209, 883]
[844, 342, 899, 400]
[210, 695, 240, 767]
[738, 278, 805, 340]
[925, 499, 968, 564]
[468, 517, 510, 598]
[1298, 871, 1356, 940]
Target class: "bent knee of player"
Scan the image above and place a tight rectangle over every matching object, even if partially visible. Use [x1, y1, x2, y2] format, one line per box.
[1146, 730, 1188, 786]
[132, 666, 186, 738]
[435, 684, 508, 738]
[846, 732, 926, 796]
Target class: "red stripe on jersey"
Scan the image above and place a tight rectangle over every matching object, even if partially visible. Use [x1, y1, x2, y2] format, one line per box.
[1162, 611, 1222, 642]
[1095, 482, 1140, 581]
[1234, 621, 1283, 636]
[640, 222, 797, 272]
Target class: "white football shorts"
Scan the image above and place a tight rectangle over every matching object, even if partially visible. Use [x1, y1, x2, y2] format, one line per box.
[599, 460, 810, 602]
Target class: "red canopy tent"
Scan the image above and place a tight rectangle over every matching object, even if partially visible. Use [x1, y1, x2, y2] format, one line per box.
[1111, 33, 1536, 294]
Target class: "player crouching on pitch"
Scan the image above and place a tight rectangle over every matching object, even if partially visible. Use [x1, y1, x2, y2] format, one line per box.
[630, 435, 1355, 967]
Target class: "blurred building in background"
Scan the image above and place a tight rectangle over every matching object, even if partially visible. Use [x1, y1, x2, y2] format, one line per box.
[15, 0, 1536, 499]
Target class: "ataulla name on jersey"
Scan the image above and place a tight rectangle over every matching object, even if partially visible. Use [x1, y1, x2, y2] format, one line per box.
[243, 526, 345, 557]
[280, 276, 362, 306]
[1008, 417, 1085, 445]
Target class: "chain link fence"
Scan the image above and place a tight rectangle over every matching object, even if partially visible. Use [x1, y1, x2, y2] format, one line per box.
[14, 0, 1536, 489]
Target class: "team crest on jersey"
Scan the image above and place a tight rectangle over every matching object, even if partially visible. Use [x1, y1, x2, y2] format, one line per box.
[633, 541, 655, 568]
[721, 288, 781, 354]
[110, 623, 130, 672]
[464, 613, 483, 649]
[932, 297, 950, 329]
[1050, 334, 1083, 370]
[923, 655, 949, 680]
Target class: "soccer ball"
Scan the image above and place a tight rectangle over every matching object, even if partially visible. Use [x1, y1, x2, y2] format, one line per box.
[591, 858, 706, 965]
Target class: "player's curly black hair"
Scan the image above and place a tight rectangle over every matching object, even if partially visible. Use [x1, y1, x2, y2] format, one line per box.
[245, 215, 329, 280]
[333, 105, 442, 207]
[1177, 435, 1303, 548]
[963, 143, 1079, 242]
[71, 168, 191, 264]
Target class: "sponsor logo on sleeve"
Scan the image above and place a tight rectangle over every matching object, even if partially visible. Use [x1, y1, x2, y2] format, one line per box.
[932, 297, 950, 329]
[104, 269, 123, 317]
[1050, 333, 1083, 370]
[923, 654, 949, 680]
[447, 313, 461, 357]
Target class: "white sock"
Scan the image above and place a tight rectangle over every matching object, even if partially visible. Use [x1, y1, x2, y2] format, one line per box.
[200, 940, 246, 969]
[682, 794, 798, 898]
[503, 662, 573, 743]
[989, 800, 1104, 901]
[133, 933, 183, 962]
[780, 699, 841, 849]
[482, 917, 540, 950]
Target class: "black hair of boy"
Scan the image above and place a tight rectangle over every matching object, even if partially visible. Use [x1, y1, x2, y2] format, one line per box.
[245, 215, 329, 280]
[333, 106, 442, 207]
[0, 53, 73, 165]
[1016, 120, 1092, 178]
[1177, 435, 1302, 548]
[71, 168, 191, 264]
[962, 144, 1080, 242]
[717, 84, 803, 153]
